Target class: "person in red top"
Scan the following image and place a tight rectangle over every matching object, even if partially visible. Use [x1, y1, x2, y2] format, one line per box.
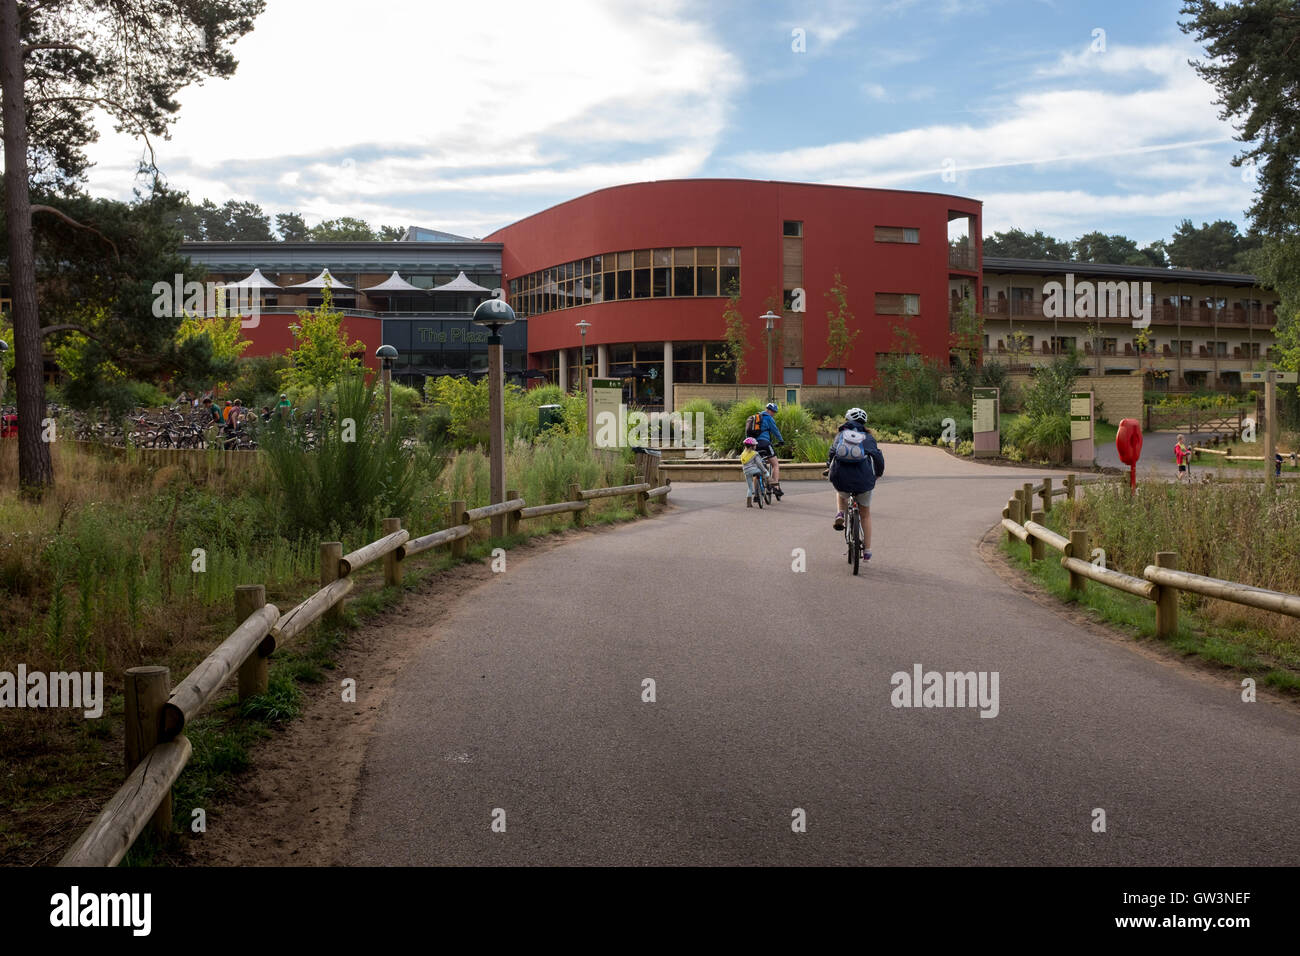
[1174, 434, 1189, 481]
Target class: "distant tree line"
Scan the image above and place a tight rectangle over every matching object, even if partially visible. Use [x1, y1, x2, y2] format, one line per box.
[982, 220, 1262, 274]
[173, 197, 406, 242]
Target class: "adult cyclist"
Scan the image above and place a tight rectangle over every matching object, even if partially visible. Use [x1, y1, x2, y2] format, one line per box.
[755, 401, 785, 500]
[826, 407, 884, 560]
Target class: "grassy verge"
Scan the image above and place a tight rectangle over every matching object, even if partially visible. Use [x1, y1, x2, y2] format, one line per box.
[1000, 512, 1300, 695]
[0, 435, 654, 866]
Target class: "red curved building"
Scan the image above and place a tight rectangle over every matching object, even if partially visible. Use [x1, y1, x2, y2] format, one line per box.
[488, 179, 982, 405]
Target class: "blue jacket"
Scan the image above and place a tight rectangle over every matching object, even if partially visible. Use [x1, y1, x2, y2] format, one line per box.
[827, 421, 884, 494]
[758, 411, 783, 446]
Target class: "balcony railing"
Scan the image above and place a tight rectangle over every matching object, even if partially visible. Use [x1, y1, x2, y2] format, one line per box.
[948, 246, 976, 271]
[980, 299, 1274, 327]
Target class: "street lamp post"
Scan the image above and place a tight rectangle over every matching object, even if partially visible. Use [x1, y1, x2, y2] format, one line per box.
[375, 344, 398, 431]
[761, 311, 779, 402]
[576, 320, 591, 396]
[472, 298, 518, 538]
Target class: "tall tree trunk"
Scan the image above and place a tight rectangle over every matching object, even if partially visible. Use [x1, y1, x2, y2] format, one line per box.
[0, 0, 53, 496]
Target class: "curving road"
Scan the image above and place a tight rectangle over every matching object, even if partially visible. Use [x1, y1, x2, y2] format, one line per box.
[342, 446, 1299, 866]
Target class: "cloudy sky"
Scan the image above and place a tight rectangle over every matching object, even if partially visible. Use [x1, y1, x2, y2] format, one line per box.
[80, 0, 1256, 244]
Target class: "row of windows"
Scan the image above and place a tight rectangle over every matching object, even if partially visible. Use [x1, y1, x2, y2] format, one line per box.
[542, 341, 738, 384]
[508, 247, 741, 316]
[992, 334, 1264, 356]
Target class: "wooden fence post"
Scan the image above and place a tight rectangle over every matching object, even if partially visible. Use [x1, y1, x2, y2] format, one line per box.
[449, 500, 468, 559]
[1041, 477, 1052, 513]
[1065, 473, 1076, 503]
[1022, 482, 1034, 514]
[124, 665, 173, 838]
[235, 585, 269, 701]
[1029, 511, 1045, 561]
[1006, 497, 1019, 545]
[1068, 529, 1089, 593]
[570, 483, 584, 527]
[636, 487, 648, 516]
[506, 490, 520, 536]
[1155, 551, 1179, 638]
[383, 518, 402, 587]
[321, 542, 343, 625]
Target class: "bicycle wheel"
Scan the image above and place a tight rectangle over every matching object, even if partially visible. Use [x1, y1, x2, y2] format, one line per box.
[845, 508, 854, 564]
[851, 509, 861, 575]
[763, 475, 773, 505]
[755, 476, 764, 509]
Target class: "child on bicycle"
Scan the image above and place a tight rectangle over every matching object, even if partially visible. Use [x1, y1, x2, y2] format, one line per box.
[740, 436, 770, 508]
[825, 407, 884, 559]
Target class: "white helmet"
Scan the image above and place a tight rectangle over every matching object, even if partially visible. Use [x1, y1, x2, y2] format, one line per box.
[846, 407, 868, 425]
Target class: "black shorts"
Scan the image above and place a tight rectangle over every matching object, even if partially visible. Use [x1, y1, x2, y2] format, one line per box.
[1178, 464, 1187, 472]
[756, 441, 776, 460]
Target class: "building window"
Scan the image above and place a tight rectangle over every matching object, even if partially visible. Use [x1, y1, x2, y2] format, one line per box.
[875, 226, 920, 243]
[875, 292, 920, 315]
[513, 245, 740, 314]
[783, 221, 802, 237]
[697, 247, 718, 297]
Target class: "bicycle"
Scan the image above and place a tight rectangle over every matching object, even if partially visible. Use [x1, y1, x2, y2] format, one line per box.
[752, 468, 767, 509]
[824, 468, 866, 575]
[844, 494, 864, 575]
[760, 440, 783, 504]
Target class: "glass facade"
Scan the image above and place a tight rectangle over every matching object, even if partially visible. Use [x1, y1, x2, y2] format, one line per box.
[507, 247, 740, 316]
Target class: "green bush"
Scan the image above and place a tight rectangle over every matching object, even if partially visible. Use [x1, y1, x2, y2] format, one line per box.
[227, 355, 292, 408]
[679, 398, 721, 447]
[262, 376, 422, 540]
[125, 380, 172, 408]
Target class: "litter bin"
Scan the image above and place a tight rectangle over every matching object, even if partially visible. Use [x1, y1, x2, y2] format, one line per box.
[538, 404, 563, 431]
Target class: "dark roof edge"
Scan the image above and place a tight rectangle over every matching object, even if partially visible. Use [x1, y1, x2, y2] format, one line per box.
[983, 256, 1259, 286]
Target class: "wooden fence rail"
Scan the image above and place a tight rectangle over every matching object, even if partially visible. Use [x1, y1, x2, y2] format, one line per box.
[999, 472, 1300, 641]
[58, 477, 670, 867]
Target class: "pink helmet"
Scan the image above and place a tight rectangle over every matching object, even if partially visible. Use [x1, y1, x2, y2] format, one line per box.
[743, 437, 758, 446]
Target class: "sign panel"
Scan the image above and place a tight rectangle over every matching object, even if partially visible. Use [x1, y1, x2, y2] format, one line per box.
[1242, 370, 1298, 383]
[1070, 391, 1093, 441]
[972, 388, 998, 434]
[588, 378, 624, 448]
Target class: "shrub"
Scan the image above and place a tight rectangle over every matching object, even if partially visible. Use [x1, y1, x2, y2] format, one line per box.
[262, 376, 421, 539]
[955, 439, 974, 456]
[679, 398, 721, 447]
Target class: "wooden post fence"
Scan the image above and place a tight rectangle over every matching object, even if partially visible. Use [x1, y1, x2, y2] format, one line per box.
[1155, 551, 1179, 638]
[321, 542, 343, 626]
[383, 518, 402, 587]
[235, 585, 270, 700]
[1068, 529, 1089, 593]
[449, 500, 468, 558]
[124, 665, 172, 838]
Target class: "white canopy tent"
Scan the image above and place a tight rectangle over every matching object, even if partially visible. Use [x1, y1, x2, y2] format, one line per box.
[361, 271, 425, 294]
[430, 271, 491, 294]
[285, 268, 352, 290]
[219, 268, 282, 290]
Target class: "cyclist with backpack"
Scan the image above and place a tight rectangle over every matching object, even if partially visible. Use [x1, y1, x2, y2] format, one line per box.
[826, 407, 884, 558]
[745, 401, 785, 500]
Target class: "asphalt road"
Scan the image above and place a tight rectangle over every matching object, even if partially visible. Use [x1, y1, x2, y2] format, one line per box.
[343, 446, 1300, 865]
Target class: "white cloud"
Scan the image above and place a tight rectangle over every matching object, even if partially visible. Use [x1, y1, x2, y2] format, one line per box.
[81, 0, 742, 228]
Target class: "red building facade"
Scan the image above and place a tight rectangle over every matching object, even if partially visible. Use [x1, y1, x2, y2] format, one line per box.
[488, 179, 982, 402]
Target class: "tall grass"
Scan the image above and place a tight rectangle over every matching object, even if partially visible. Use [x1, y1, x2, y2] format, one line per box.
[1070, 481, 1300, 646]
[262, 376, 428, 541]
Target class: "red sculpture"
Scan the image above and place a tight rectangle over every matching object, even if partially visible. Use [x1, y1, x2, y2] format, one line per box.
[1116, 418, 1143, 490]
